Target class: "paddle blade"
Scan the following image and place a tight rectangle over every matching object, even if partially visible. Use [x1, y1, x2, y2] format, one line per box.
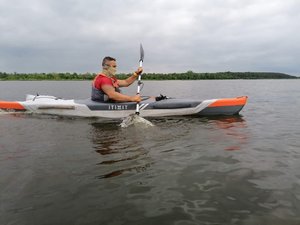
[140, 43, 144, 62]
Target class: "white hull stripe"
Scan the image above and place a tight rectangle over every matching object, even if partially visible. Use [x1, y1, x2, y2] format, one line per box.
[139, 103, 149, 111]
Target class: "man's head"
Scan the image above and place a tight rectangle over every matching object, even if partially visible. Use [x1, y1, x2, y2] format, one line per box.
[102, 56, 116, 68]
[102, 56, 117, 77]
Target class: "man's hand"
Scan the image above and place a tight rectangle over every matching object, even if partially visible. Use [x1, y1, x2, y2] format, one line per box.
[135, 67, 143, 75]
[131, 94, 141, 102]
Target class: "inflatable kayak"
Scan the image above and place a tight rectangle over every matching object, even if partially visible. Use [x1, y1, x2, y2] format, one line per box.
[0, 94, 247, 118]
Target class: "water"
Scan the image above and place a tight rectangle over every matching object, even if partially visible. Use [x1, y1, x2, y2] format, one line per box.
[1, 80, 300, 225]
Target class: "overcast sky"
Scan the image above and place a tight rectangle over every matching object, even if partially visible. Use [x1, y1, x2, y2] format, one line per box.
[0, 0, 299, 75]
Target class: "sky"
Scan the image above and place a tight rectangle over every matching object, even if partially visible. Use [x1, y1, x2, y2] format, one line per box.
[0, 0, 299, 75]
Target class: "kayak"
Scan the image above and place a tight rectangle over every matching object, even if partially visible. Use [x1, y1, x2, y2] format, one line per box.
[0, 94, 248, 118]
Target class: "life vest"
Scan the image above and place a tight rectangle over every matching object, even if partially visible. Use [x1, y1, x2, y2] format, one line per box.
[91, 74, 121, 102]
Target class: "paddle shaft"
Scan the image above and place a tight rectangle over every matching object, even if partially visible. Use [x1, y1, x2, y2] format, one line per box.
[135, 60, 143, 115]
[136, 44, 144, 115]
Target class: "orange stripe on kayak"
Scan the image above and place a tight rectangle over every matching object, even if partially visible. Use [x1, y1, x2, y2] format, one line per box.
[208, 96, 248, 107]
[0, 101, 25, 110]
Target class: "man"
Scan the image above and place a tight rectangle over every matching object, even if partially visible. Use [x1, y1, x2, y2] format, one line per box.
[91, 56, 142, 102]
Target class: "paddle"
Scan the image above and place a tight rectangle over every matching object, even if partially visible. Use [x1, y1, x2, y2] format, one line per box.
[135, 43, 144, 115]
[119, 44, 153, 127]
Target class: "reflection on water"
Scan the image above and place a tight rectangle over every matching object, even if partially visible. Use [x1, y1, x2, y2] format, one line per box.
[208, 116, 248, 151]
[90, 122, 153, 179]
[87, 116, 298, 224]
[89, 115, 249, 180]
[4, 112, 298, 224]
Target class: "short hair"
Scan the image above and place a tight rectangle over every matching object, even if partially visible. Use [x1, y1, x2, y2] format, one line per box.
[102, 56, 116, 67]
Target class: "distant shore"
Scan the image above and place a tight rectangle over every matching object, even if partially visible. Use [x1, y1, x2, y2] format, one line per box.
[0, 71, 298, 80]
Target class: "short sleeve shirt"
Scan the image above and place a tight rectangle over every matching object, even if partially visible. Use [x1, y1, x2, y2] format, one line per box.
[93, 74, 118, 90]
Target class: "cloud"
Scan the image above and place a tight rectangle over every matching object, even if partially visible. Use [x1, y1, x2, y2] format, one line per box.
[0, 0, 299, 75]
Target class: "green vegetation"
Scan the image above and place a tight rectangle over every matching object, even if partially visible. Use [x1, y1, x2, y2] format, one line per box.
[0, 72, 94, 80]
[0, 71, 298, 81]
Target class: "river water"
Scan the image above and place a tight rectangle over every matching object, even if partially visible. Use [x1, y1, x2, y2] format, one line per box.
[1, 80, 300, 225]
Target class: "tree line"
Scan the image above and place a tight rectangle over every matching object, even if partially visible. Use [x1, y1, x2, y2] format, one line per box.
[0, 71, 298, 80]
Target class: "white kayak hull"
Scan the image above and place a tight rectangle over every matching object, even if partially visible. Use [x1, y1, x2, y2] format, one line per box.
[0, 94, 248, 118]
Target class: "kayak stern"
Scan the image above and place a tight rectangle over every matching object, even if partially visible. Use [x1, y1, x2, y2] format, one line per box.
[198, 96, 248, 116]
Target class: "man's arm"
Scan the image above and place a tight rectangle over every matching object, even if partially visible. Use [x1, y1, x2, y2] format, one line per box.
[102, 85, 141, 102]
[118, 67, 143, 87]
[118, 74, 138, 87]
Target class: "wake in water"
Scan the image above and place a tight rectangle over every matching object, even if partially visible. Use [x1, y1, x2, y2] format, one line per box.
[0, 109, 23, 115]
[119, 114, 154, 128]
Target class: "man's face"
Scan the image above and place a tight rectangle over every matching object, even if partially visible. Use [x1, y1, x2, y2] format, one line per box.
[106, 60, 117, 69]
[105, 60, 117, 77]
